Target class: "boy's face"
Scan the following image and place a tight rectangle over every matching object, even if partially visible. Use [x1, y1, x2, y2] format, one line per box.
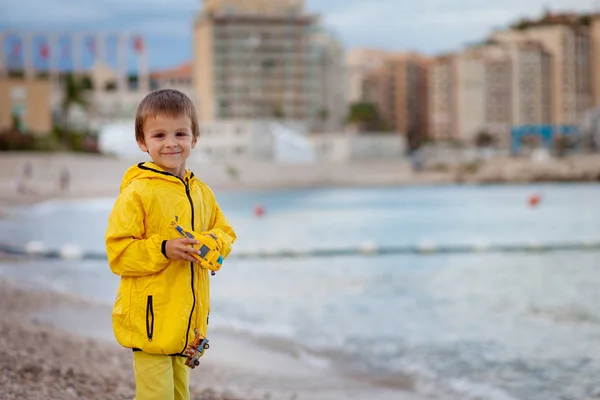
[138, 114, 197, 177]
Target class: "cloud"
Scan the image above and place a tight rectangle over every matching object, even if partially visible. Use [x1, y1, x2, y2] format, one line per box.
[0, 0, 111, 26]
[1, 0, 597, 67]
[322, 0, 597, 53]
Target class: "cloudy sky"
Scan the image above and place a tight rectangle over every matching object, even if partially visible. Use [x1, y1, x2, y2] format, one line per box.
[0, 0, 597, 70]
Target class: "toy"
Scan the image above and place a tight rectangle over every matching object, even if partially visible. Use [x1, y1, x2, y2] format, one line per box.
[183, 331, 210, 369]
[170, 216, 223, 275]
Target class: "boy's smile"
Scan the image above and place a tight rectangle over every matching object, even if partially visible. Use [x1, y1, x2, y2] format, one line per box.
[137, 114, 197, 178]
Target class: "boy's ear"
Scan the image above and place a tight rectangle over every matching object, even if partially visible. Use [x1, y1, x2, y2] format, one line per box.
[137, 140, 148, 153]
[191, 136, 197, 149]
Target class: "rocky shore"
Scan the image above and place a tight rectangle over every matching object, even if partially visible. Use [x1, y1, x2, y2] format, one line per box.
[0, 280, 248, 400]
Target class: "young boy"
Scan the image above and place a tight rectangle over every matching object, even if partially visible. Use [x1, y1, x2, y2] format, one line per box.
[105, 89, 236, 400]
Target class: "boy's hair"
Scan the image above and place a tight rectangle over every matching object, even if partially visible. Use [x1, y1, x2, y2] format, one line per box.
[135, 89, 200, 143]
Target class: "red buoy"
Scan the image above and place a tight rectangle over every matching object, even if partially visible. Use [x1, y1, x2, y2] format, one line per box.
[254, 204, 265, 217]
[528, 194, 541, 208]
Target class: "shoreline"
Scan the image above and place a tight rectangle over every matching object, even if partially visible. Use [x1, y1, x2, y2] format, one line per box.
[0, 275, 428, 400]
[0, 152, 599, 206]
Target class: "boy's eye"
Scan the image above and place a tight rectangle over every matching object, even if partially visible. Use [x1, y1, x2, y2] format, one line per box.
[176, 132, 188, 137]
[153, 133, 164, 138]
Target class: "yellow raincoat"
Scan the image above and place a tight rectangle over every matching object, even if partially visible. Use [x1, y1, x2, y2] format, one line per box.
[105, 162, 236, 356]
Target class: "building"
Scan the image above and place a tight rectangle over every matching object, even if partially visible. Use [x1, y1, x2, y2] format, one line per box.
[381, 54, 429, 146]
[455, 44, 512, 144]
[591, 16, 600, 108]
[0, 30, 151, 132]
[345, 49, 430, 145]
[508, 41, 553, 126]
[345, 48, 389, 105]
[491, 22, 592, 125]
[150, 63, 193, 98]
[0, 78, 52, 134]
[193, 0, 321, 125]
[311, 29, 346, 132]
[429, 54, 458, 141]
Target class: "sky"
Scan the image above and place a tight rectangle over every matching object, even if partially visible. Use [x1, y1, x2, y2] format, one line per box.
[0, 0, 598, 71]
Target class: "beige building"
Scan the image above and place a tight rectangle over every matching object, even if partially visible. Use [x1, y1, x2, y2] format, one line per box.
[452, 41, 553, 144]
[429, 54, 458, 141]
[0, 78, 52, 134]
[345, 48, 390, 105]
[383, 54, 429, 142]
[150, 63, 193, 98]
[508, 41, 553, 126]
[345, 49, 430, 142]
[311, 29, 346, 132]
[592, 16, 600, 108]
[455, 44, 513, 143]
[193, 0, 324, 125]
[491, 23, 592, 125]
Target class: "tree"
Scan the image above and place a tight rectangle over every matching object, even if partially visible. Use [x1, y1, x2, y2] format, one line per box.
[554, 135, 575, 158]
[318, 108, 329, 122]
[272, 107, 285, 119]
[580, 14, 591, 26]
[317, 108, 329, 132]
[60, 73, 90, 145]
[475, 130, 496, 148]
[346, 102, 387, 132]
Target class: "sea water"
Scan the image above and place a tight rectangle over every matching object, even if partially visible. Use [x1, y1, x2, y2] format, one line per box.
[1, 184, 600, 400]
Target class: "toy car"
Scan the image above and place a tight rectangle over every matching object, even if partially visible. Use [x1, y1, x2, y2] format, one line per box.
[170, 216, 223, 274]
[183, 332, 210, 369]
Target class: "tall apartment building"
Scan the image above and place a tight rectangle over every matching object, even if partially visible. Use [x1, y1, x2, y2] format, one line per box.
[491, 23, 592, 125]
[456, 44, 513, 143]
[345, 48, 389, 105]
[592, 16, 600, 108]
[384, 54, 429, 143]
[508, 41, 553, 125]
[193, 0, 327, 126]
[311, 29, 346, 132]
[429, 54, 458, 141]
[345, 49, 429, 141]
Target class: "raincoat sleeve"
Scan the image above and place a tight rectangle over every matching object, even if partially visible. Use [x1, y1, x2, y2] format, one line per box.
[206, 197, 236, 259]
[105, 186, 170, 277]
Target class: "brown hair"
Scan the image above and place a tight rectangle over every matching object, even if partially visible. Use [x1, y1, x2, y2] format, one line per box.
[135, 89, 200, 143]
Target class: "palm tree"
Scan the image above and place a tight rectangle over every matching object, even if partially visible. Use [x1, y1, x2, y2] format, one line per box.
[60, 73, 90, 147]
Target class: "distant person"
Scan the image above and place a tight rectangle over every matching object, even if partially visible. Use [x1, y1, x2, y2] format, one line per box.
[59, 167, 70, 193]
[11, 177, 25, 194]
[105, 89, 236, 400]
[23, 161, 32, 179]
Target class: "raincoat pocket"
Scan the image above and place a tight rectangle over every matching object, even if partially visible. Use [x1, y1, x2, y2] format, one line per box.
[146, 295, 154, 341]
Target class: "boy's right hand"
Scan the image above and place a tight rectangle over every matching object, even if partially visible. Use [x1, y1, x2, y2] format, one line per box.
[165, 238, 201, 264]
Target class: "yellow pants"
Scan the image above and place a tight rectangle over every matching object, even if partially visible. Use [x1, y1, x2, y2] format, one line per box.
[133, 351, 190, 400]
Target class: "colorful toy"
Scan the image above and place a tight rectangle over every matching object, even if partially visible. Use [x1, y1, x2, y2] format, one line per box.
[183, 331, 210, 369]
[170, 216, 223, 275]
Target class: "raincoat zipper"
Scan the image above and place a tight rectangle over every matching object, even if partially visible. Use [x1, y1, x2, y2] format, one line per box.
[180, 177, 195, 355]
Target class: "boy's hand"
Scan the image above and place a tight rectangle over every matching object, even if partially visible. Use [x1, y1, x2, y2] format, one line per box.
[165, 238, 201, 264]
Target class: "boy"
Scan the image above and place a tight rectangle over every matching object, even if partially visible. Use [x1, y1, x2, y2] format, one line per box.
[105, 89, 236, 400]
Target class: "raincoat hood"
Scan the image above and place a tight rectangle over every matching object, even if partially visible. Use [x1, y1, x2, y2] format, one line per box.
[119, 162, 194, 192]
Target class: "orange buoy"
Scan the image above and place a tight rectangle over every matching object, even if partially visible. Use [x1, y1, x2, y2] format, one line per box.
[528, 194, 541, 208]
[254, 204, 265, 217]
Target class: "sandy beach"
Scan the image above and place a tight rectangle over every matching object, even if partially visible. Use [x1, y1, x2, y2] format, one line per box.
[1, 151, 599, 206]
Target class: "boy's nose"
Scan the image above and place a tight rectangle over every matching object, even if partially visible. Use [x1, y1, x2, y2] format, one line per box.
[166, 136, 177, 146]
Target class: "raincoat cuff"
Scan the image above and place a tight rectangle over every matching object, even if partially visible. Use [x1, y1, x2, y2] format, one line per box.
[161, 240, 168, 259]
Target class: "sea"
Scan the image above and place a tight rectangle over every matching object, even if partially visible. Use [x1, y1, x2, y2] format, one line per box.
[1, 184, 600, 400]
